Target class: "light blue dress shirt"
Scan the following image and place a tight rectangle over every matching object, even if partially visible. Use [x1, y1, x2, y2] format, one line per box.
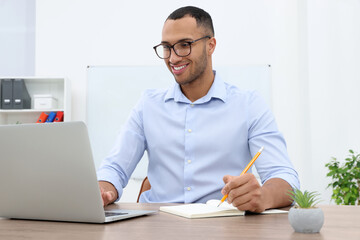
[97, 71, 300, 203]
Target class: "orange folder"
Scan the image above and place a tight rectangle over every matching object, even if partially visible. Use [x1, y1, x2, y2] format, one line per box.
[36, 112, 48, 123]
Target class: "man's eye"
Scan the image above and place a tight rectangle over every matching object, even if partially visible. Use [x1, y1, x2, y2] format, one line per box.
[178, 42, 190, 48]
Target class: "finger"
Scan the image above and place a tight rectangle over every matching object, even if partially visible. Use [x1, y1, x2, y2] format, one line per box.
[234, 200, 259, 212]
[101, 192, 107, 206]
[222, 175, 235, 184]
[230, 191, 252, 208]
[230, 186, 263, 212]
[221, 175, 233, 195]
[226, 174, 261, 204]
[226, 185, 248, 203]
[222, 175, 247, 195]
[229, 177, 259, 199]
[108, 191, 115, 201]
[231, 196, 252, 211]
[101, 191, 114, 207]
[233, 199, 265, 213]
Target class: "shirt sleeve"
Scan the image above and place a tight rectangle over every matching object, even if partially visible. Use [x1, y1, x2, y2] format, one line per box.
[247, 91, 300, 190]
[97, 95, 147, 201]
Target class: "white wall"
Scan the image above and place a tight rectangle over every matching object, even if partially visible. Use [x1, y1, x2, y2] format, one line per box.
[306, 0, 360, 201]
[0, 0, 35, 76]
[34, 0, 360, 203]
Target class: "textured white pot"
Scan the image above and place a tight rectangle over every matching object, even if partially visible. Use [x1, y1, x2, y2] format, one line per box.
[288, 207, 324, 233]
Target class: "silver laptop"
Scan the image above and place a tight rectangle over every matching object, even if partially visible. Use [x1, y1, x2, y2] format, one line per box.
[0, 121, 155, 223]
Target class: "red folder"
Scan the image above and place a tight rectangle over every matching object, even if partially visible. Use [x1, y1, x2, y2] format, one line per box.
[53, 111, 64, 122]
[36, 112, 48, 123]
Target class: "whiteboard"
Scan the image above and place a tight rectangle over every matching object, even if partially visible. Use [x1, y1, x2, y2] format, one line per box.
[86, 65, 271, 179]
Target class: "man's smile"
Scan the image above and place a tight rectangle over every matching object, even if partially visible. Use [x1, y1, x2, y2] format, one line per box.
[171, 63, 189, 75]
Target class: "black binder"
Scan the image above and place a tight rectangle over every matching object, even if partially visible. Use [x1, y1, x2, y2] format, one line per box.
[13, 79, 31, 109]
[1, 79, 13, 109]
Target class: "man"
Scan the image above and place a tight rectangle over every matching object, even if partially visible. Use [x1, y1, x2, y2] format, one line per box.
[97, 6, 299, 213]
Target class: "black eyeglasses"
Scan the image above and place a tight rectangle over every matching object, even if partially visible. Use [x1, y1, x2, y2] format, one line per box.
[153, 36, 211, 59]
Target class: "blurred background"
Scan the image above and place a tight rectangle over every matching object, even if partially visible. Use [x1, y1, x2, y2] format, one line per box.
[1, 0, 359, 203]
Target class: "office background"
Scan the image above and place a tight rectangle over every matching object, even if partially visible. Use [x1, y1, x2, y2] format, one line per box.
[1, 0, 359, 203]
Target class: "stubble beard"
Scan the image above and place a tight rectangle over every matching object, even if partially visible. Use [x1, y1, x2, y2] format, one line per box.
[173, 47, 208, 86]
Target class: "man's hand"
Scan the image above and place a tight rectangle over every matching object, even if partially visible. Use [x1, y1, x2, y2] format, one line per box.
[222, 173, 265, 212]
[99, 181, 118, 207]
[221, 174, 292, 213]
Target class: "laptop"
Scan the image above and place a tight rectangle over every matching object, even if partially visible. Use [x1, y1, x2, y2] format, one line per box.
[0, 121, 155, 223]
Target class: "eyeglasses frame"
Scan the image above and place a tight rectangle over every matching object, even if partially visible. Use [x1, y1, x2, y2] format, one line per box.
[153, 35, 211, 59]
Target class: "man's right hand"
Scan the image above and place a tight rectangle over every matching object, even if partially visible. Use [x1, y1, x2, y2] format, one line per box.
[99, 181, 118, 207]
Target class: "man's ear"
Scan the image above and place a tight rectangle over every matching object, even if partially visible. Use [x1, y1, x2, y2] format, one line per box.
[208, 37, 216, 55]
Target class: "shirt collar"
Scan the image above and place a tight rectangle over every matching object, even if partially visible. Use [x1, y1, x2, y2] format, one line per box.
[164, 70, 227, 104]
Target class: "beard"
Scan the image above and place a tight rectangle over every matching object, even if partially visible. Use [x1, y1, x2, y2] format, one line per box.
[172, 46, 208, 86]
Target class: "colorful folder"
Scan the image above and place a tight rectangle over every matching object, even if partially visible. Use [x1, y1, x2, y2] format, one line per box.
[36, 112, 48, 123]
[53, 111, 64, 122]
[45, 112, 57, 123]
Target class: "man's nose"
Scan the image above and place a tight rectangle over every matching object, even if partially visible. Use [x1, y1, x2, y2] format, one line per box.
[169, 48, 183, 63]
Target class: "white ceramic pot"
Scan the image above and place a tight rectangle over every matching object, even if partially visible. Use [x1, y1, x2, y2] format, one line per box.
[288, 207, 324, 233]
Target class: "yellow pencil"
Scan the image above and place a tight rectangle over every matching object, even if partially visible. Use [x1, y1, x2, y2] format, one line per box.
[217, 146, 264, 207]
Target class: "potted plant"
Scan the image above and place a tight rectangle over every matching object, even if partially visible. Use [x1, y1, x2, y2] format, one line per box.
[288, 189, 324, 233]
[325, 149, 360, 205]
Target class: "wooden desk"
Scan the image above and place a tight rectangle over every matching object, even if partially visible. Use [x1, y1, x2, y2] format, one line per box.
[0, 204, 359, 240]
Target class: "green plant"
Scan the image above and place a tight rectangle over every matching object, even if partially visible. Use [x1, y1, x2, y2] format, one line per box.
[288, 189, 321, 208]
[325, 149, 360, 205]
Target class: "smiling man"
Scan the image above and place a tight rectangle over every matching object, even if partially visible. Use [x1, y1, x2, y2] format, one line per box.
[156, 15, 215, 102]
[97, 6, 299, 213]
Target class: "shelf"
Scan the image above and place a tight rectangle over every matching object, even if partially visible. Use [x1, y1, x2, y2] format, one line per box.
[0, 109, 65, 113]
[0, 77, 71, 125]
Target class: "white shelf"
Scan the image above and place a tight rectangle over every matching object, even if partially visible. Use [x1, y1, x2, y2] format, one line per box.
[0, 77, 71, 125]
[0, 109, 64, 113]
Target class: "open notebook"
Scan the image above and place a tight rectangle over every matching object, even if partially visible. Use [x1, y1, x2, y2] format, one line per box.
[160, 199, 288, 219]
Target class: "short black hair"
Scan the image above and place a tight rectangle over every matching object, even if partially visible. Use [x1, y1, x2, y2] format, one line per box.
[167, 6, 215, 37]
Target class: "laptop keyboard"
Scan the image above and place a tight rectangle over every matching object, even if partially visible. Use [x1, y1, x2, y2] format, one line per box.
[105, 211, 128, 217]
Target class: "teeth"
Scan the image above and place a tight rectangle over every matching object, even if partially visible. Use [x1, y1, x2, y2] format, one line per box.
[174, 65, 186, 71]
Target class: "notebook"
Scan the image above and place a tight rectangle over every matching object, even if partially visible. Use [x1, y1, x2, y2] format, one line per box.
[0, 122, 155, 223]
[160, 199, 288, 219]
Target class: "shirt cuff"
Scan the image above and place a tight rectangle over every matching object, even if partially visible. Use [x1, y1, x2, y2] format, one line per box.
[97, 169, 124, 202]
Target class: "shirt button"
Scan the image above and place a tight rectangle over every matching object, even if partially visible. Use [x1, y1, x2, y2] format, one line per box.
[188, 129, 192, 133]
[187, 159, 192, 164]
[190, 104, 194, 107]
[187, 187, 191, 191]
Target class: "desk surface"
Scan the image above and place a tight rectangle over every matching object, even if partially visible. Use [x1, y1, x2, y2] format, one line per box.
[0, 203, 359, 240]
